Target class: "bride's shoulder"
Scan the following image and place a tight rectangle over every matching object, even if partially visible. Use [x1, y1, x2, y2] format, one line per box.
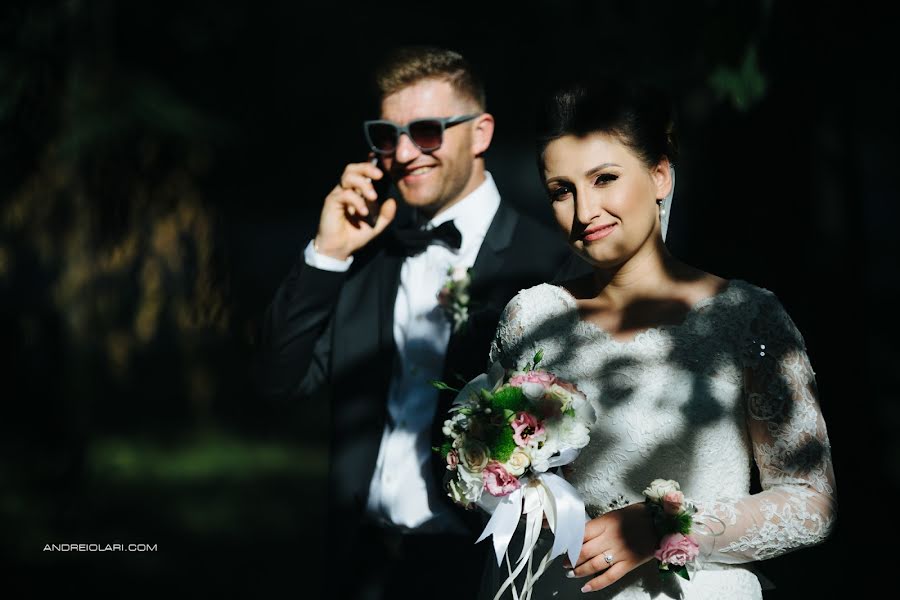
[501, 282, 574, 323]
[678, 267, 773, 307]
[721, 278, 782, 307]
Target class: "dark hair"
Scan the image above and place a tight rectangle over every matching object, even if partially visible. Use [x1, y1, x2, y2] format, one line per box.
[535, 80, 678, 175]
[374, 46, 486, 110]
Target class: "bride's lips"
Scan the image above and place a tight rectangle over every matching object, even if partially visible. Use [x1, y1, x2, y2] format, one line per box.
[581, 222, 617, 242]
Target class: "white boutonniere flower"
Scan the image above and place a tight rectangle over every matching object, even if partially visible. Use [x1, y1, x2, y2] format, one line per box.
[437, 265, 471, 333]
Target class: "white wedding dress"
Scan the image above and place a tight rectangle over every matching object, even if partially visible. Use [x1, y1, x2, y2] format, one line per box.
[478, 280, 836, 600]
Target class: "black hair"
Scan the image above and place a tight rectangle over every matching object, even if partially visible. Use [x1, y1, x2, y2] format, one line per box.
[535, 79, 678, 176]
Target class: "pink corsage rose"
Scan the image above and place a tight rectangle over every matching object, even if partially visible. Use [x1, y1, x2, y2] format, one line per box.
[654, 533, 700, 567]
[644, 478, 700, 580]
[662, 490, 685, 515]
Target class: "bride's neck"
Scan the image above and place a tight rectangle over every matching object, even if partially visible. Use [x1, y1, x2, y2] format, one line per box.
[590, 238, 680, 306]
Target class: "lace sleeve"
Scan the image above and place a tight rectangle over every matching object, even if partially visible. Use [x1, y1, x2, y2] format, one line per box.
[488, 292, 530, 370]
[695, 292, 837, 564]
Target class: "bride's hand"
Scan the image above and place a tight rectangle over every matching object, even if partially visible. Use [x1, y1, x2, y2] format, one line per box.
[562, 503, 657, 593]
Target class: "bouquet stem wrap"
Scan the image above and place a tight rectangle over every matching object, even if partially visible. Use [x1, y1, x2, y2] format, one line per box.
[478, 456, 587, 600]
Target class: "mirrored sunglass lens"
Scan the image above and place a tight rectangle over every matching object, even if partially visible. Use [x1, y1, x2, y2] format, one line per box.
[369, 123, 398, 152]
[409, 120, 443, 150]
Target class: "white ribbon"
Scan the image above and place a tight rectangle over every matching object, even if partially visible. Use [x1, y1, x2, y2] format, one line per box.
[477, 470, 588, 600]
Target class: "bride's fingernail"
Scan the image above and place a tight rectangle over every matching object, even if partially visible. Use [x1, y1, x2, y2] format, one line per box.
[581, 584, 591, 593]
[565, 570, 575, 578]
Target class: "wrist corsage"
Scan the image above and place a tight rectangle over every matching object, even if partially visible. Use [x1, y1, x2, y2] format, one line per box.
[643, 479, 700, 581]
[437, 265, 471, 333]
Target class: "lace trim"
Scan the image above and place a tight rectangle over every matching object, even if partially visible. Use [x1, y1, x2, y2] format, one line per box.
[552, 279, 748, 347]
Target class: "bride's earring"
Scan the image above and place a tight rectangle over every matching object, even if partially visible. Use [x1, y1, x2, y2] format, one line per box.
[656, 198, 666, 216]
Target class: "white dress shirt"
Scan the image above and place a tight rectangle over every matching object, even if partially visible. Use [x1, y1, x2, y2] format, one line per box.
[304, 173, 501, 532]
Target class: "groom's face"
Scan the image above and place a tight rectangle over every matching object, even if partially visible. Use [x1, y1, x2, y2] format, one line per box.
[379, 79, 488, 218]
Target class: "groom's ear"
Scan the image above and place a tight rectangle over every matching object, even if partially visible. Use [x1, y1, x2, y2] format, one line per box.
[472, 113, 495, 158]
[651, 157, 672, 200]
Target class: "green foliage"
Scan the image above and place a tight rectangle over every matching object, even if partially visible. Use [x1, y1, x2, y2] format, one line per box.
[430, 380, 459, 392]
[709, 44, 767, 112]
[523, 349, 544, 371]
[652, 505, 694, 536]
[489, 424, 517, 463]
[675, 511, 694, 535]
[88, 432, 325, 482]
[490, 386, 527, 412]
[434, 441, 453, 458]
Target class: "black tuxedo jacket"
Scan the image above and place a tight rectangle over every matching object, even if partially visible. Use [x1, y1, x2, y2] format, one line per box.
[259, 200, 569, 551]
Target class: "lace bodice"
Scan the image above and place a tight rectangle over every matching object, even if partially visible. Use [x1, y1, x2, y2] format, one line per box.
[489, 280, 836, 568]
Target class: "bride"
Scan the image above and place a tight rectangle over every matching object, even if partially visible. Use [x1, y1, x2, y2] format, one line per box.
[479, 81, 836, 599]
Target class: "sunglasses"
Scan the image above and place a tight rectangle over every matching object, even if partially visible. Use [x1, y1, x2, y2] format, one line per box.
[363, 114, 481, 155]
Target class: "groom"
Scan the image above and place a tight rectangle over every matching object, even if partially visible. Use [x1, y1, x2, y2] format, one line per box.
[259, 46, 568, 599]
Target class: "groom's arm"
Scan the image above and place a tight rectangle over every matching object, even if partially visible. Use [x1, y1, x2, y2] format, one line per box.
[257, 243, 350, 403]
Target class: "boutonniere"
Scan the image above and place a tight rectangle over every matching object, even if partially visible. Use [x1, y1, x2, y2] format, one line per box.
[437, 265, 471, 333]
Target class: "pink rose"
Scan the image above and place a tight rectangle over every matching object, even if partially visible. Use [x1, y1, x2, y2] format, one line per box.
[508, 370, 558, 388]
[511, 412, 546, 447]
[654, 533, 700, 567]
[482, 461, 521, 496]
[437, 286, 452, 307]
[446, 450, 459, 471]
[554, 378, 580, 394]
[662, 490, 685, 515]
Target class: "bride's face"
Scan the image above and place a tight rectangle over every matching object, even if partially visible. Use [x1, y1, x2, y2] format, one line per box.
[542, 132, 671, 268]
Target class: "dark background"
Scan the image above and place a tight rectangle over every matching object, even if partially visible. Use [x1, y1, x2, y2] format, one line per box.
[2, 0, 896, 596]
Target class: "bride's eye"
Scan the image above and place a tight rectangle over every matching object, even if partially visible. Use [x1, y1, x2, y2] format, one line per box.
[548, 185, 573, 202]
[594, 173, 618, 186]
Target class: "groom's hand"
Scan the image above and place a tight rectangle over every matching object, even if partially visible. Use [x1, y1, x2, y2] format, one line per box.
[314, 160, 397, 261]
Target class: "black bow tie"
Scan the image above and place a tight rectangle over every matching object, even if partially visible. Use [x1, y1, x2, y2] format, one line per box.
[392, 220, 462, 256]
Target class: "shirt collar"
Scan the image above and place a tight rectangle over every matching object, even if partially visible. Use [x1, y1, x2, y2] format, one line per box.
[424, 172, 500, 250]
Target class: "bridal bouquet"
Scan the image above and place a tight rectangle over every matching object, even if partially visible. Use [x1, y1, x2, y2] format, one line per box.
[433, 351, 595, 599]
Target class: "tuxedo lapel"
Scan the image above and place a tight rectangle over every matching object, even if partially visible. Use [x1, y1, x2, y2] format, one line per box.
[377, 248, 404, 355]
[377, 205, 415, 359]
[468, 201, 518, 296]
[438, 202, 519, 423]
[443, 200, 518, 372]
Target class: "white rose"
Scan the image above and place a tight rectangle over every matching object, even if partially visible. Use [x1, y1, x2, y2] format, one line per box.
[553, 417, 590, 450]
[530, 439, 559, 473]
[504, 448, 531, 476]
[643, 479, 681, 503]
[457, 464, 485, 503]
[459, 439, 490, 472]
[447, 478, 471, 507]
[520, 382, 545, 401]
[451, 265, 469, 281]
[548, 384, 572, 410]
[448, 470, 483, 506]
[568, 391, 595, 423]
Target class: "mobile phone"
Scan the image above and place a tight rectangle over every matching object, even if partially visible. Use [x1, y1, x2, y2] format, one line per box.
[370, 157, 392, 202]
[366, 157, 392, 227]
